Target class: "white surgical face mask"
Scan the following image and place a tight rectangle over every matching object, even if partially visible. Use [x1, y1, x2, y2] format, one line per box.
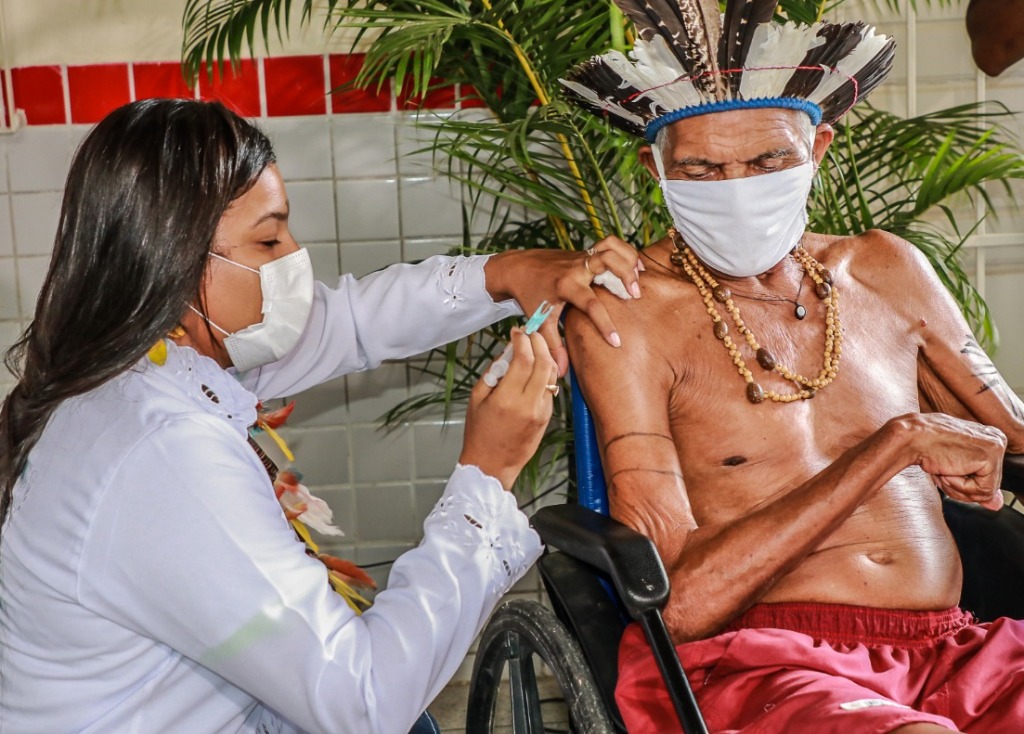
[191, 248, 314, 372]
[654, 146, 815, 278]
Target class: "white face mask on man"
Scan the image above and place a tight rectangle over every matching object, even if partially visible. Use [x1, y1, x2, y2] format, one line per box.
[190, 248, 315, 373]
[653, 144, 816, 278]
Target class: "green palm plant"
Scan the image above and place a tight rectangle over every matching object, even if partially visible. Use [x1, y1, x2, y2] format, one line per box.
[183, 0, 1024, 492]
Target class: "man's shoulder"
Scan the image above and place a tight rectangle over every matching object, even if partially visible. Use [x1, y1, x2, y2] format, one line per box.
[565, 241, 701, 372]
[567, 244, 700, 334]
[807, 227, 910, 256]
[807, 229, 930, 280]
[806, 229, 948, 325]
[564, 278, 670, 346]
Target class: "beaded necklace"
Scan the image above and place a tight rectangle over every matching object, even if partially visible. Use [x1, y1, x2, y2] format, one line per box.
[668, 229, 842, 404]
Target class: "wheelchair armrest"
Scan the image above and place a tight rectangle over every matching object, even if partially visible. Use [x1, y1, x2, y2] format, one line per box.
[1005, 454, 1024, 499]
[531, 504, 670, 621]
[532, 504, 710, 734]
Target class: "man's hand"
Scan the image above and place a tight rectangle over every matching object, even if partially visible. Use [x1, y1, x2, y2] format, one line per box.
[895, 412, 1008, 510]
[483, 237, 643, 375]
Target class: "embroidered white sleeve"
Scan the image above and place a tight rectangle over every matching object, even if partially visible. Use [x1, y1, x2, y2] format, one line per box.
[437, 256, 480, 310]
[425, 464, 542, 595]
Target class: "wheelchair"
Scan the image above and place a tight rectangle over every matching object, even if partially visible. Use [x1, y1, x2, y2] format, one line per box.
[465, 373, 1024, 734]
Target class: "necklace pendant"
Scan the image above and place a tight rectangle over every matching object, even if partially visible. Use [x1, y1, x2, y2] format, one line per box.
[794, 303, 807, 320]
[756, 348, 776, 370]
[746, 382, 765, 404]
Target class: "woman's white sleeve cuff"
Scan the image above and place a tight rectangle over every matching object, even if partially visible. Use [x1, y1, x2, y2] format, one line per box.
[423, 463, 543, 595]
[458, 255, 523, 318]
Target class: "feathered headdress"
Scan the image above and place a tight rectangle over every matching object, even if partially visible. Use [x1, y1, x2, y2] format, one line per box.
[560, 0, 896, 141]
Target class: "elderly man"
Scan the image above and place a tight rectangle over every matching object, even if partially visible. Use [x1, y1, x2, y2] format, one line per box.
[560, 1, 1024, 732]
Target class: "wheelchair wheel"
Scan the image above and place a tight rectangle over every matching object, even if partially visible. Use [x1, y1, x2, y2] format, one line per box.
[466, 599, 616, 734]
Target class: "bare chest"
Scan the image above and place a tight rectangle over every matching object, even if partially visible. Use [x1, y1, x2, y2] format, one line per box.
[663, 283, 922, 517]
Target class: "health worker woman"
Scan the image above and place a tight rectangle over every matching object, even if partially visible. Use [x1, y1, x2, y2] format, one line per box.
[0, 98, 640, 734]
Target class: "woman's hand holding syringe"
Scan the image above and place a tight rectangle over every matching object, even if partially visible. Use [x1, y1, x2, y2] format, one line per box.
[483, 301, 556, 390]
[460, 302, 558, 489]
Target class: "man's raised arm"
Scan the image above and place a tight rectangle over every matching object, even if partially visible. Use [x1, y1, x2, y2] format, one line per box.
[868, 229, 1024, 456]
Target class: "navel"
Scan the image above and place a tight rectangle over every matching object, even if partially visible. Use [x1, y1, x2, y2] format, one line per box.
[722, 455, 748, 467]
[866, 551, 894, 566]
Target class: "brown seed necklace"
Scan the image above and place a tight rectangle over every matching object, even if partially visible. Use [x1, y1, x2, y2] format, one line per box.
[668, 229, 842, 404]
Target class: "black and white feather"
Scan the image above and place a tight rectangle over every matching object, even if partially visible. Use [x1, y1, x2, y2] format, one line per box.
[560, 0, 896, 138]
[614, 0, 723, 96]
[719, 0, 777, 96]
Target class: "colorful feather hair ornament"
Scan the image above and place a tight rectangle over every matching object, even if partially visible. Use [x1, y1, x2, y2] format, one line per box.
[253, 402, 377, 614]
[560, 0, 896, 140]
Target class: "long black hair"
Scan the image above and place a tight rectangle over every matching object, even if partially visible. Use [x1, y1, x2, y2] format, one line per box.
[0, 98, 275, 533]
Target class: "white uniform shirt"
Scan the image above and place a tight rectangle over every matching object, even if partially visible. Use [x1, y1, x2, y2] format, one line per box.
[0, 255, 543, 734]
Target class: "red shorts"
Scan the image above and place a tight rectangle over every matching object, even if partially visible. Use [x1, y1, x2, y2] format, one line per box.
[616, 602, 1024, 733]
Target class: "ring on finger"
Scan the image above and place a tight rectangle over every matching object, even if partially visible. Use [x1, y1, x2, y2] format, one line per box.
[585, 246, 597, 256]
[545, 384, 560, 396]
[583, 255, 594, 277]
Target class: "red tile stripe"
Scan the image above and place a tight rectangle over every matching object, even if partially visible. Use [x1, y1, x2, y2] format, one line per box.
[7, 54, 478, 126]
[12, 66, 66, 125]
[68, 64, 131, 124]
[197, 59, 262, 118]
[329, 54, 391, 114]
[133, 62, 195, 102]
[266, 55, 327, 117]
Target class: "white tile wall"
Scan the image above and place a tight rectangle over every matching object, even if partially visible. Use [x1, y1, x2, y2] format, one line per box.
[285, 180, 338, 243]
[7, 127, 85, 192]
[286, 426, 351, 486]
[11, 192, 62, 255]
[346, 361, 410, 421]
[0, 258, 19, 320]
[354, 483, 418, 541]
[333, 114, 400, 179]
[413, 420, 465, 480]
[14, 255, 49, 316]
[335, 178, 400, 241]
[305, 241, 341, 283]
[396, 113, 451, 176]
[262, 116, 334, 181]
[399, 176, 465, 239]
[351, 425, 412, 483]
[0, 198, 14, 257]
[340, 239, 402, 277]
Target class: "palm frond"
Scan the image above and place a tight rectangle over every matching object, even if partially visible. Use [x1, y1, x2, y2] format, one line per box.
[811, 102, 1024, 348]
[182, 0, 302, 83]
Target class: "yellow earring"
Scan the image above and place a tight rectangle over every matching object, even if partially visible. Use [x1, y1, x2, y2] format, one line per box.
[147, 340, 168, 366]
[147, 325, 186, 366]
